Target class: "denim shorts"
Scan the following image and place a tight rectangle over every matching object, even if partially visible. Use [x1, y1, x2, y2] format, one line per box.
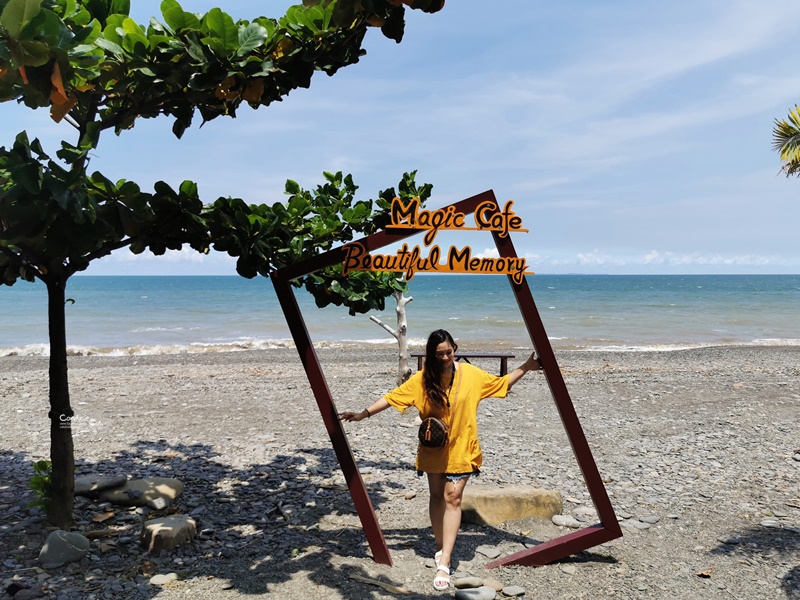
[417, 469, 480, 483]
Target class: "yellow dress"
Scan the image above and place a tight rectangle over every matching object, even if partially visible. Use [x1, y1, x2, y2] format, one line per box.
[384, 363, 509, 474]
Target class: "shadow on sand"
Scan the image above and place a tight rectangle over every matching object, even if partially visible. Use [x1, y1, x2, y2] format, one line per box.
[0, 440, 603, 599]
[710, 523, 799, 599]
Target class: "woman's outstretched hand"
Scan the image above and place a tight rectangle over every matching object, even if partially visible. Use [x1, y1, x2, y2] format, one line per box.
[339, 410, 367, 422]
[508, 352, 543, 389]
[523, 352, 542, 372]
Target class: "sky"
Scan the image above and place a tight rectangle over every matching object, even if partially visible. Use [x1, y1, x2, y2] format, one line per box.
[1, 0, 799, 275]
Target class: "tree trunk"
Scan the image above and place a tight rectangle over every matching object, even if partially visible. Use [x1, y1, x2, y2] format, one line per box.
[369, 290, 413, 386]
[46, 277, 75, 528]
[394, 291, 413, 386]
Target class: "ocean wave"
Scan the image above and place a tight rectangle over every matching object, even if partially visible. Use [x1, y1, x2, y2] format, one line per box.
[751, 338, 800, 346]
[130, 326, 202, 333]
[0, 337, 409, 357]
[0, 339, 295, 357]
[580, 338, 800, 352]
[2, 337, 799, 358]
[581, 343, 712, 352]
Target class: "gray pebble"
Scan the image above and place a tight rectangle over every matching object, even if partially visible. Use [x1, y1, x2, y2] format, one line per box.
[455, 586, 497, 600]
[149, 573, 178, 585]
[475, 545, 502, 559]
[454, 576, 484, 589]
[640, 514, 661, 524]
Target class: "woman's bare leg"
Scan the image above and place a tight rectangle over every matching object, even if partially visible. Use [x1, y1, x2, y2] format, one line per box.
[427, 473, 470, 569]
[427, 473, 446, 553]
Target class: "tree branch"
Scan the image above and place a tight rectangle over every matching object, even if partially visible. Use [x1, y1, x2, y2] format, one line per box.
[369, 315, 399, 340]
[0, 244, 46, 281]
[68, 238, 133, 275]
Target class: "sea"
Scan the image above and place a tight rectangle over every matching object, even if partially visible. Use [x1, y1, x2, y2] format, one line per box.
[1, 274, 798, 356]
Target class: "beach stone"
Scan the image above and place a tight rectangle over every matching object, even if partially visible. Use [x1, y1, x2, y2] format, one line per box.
[11, 589, 44, 600]
[148, 497, 169, 510]
[5, 582, 27, 596]
[718, 536, 740, 545]
[475, 545, 502, 559]
[454, 576, 484, 589]
[622, 519, 651, 530]
[573, 506, 598, 520]
[502, 585, 526, 597]
[149, 573, 178, 585]
[141, 515, 196, 552]
[455, 586, 497, 600]
[101, 478, 185, 507]
[483, 578, 504, 591]
[759, 519, 782, 528]
[552, 514, 582, 529]
[462, 486, 562, 525]
[74, 474, 128, 496]
[640, 514, 661, 524]
[38, 530, 90, 565]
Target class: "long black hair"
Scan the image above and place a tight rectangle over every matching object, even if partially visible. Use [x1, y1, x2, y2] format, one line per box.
[422, 329, 458, 408]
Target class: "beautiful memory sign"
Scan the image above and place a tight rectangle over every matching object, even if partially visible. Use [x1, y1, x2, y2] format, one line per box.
[341, 197, 535, 283]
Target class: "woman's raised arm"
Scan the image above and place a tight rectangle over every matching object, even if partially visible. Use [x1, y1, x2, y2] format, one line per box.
[507, 352, 542, 389]
[339, 397, 391, 422]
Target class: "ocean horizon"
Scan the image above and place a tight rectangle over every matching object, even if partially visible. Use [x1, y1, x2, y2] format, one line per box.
[1, 274, 799, 356]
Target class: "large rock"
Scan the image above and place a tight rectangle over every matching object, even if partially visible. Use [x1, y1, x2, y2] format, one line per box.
[455, 587, 497, 600]
[461, 485, 562, 525]
[101, 477, 184, 508]
[39, 530, 90, 565]
[141, 515, 197, 552]
[74, 474, 128, 496]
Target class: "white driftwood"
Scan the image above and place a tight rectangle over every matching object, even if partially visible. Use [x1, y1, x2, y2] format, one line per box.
[348, 574, 412, 595]
[369, 289, 413, 386]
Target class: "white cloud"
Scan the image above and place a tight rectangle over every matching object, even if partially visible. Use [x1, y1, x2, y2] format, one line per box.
[641, 251, 779, 267]
[4, 0, 800, 275]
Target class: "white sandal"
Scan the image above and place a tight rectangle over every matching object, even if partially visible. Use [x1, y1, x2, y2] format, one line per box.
[434, 550, 443, 566]
[433, 565, 450, 591]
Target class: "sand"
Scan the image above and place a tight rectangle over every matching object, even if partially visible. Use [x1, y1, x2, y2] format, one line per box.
[1, 346, 799, 599]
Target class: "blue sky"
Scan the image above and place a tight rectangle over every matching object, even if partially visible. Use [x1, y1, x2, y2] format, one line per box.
[2, 0, 799, 275]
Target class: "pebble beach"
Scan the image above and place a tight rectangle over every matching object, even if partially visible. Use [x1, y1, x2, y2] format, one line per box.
[1, 346, 799, 599]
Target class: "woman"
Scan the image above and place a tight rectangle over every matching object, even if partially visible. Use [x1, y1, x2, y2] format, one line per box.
[339, 329, 541, 591]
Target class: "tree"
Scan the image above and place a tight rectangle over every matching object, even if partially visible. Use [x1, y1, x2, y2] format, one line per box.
[0, 0, 442, 528]
[364, 172, 432, 386]
[772, 105, 800, 177]
[370, 288, 414, 385]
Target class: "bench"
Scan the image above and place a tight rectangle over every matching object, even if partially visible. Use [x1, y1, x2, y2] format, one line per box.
[410, 351, 516, 376]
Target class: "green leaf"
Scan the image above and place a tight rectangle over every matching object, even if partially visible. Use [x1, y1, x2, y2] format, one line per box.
[84, 0, 110, 25]
[95, 37, 124, 56]
[1, 0, 43, 38]
[109, 0, 130, 17]
[285, 180, 300, 195]
[178, 179, 198, 199]
[16, 39, 50, 66]
[773, 105, 800, 176]
[237, 22, 268, 56]
[203, 8, 237, 53]
[120, 18, 148, 54]
[160, 0, 200, 32]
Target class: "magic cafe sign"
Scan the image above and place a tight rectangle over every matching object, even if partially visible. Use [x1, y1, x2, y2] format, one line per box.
[341, 197, 534, 284]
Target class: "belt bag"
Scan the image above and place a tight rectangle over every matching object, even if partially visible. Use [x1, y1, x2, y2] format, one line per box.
[418, 417, 449, 448]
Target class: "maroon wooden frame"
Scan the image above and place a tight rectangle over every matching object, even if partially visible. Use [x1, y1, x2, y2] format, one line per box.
[270, 190, 621, 568]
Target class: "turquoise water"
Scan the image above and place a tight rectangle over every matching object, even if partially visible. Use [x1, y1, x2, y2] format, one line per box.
[1, 275, 798, 355]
